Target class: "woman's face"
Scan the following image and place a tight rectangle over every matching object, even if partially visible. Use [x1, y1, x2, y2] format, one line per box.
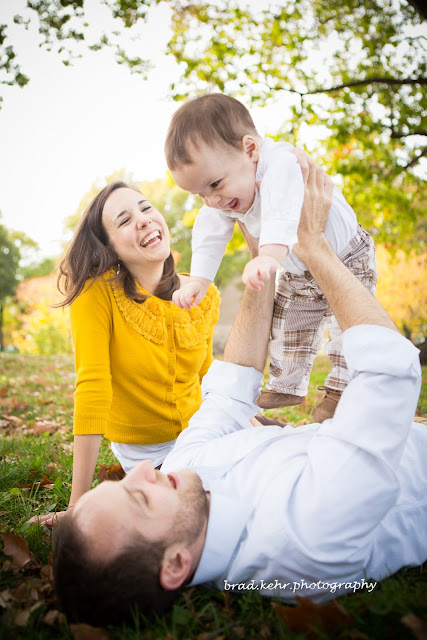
[102, 187, 171, 274]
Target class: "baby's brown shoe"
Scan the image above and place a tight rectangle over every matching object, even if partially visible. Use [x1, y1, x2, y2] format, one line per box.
[311, 386, 343, 422]
[257, 390, 306, 409]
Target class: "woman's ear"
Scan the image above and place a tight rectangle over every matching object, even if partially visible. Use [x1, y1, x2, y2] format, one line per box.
[242, 135, 260, 163]
[159, 545, 192, 591]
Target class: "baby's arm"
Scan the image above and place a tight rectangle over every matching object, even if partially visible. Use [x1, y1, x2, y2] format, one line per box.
[242, 244, 289, 291]
[173, 206, 235, 308]
[172, 276, 211, 310]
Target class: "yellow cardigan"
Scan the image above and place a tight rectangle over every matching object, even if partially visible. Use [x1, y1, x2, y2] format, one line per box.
[70, 274, 220, 444]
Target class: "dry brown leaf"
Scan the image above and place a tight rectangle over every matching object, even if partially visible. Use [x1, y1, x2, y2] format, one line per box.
[43, 609, 66, 625]
[272, 596, 354, 636]
[19, 473, 53, 490]
[0, 531, 31, 568]
[70, 622, 111, 640]
[401, 613, 427, 640]
[41, 564, 54, 584]
[32, 421, 57, 436]
[0, 386, 8, 397]
[97, 464, 125, 483]
[2, 559, 20, 574]
[0, 589, 13, 608]
[14, 602, 44, 626]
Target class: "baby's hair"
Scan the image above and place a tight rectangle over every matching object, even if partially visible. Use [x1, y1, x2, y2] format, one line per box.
[165, 93, 258, 170]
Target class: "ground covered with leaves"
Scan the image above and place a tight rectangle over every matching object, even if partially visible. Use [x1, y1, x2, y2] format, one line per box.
[1, 353, 426, 639]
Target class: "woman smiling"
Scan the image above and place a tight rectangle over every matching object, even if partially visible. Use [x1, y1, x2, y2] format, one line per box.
[31, 181, 220, 527]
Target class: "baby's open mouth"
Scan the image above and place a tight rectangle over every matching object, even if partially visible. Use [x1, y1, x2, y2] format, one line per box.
[227, 198, 240, 211]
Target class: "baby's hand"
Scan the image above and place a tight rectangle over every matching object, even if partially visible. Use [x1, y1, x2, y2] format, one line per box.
[172, 280, 210, 309]
[242, 256, 279, 291]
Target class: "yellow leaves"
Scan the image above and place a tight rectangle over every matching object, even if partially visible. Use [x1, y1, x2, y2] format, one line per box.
[9, 274, 71, 355]
[376, 244, 427, 341]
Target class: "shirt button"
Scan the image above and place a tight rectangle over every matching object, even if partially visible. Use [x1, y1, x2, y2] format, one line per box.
[167, 387, 172, 392]
[169, 370, 174, 376]
[169, 348, 174, 352]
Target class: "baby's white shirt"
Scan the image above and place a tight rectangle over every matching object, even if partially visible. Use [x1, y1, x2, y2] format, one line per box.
[190, 138, 358, 280]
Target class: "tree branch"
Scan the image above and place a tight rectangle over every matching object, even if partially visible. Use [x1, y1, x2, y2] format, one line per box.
[302, 76, 427, 94]
[402, 146, 427, 170]
[390, 129, 427, 138]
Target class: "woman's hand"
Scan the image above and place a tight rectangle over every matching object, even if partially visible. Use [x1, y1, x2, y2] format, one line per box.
[28, 508, 72, 529]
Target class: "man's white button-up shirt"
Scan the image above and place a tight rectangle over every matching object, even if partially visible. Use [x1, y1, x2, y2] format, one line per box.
[162, 326, 426, 602]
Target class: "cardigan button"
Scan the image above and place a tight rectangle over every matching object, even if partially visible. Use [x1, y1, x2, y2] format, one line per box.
[169, 348, 174, 352]
[167, 387, 172, 392]
[169, 370, 174, 376]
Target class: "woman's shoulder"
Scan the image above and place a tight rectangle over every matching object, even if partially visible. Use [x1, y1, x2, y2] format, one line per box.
[71, 271, 114, 303]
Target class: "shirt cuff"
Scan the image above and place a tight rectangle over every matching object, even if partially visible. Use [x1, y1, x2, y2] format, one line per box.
[259, 220, 299, 250]
[342, 325, 421, 377]
[201, 359, 263, 409]
[191, 253, 221, 281]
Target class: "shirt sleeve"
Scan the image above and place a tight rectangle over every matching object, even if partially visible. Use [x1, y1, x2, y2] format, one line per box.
[259, 145, 304, 252]
[191, 206, 237, 281]
[287, 325, 421, 560]
[70, 281, 113, 435]
[161, 360, 263, 470]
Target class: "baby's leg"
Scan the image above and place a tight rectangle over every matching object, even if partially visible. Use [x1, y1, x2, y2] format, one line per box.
[266, 271, 328, 397]
[324, 226, 377, 392]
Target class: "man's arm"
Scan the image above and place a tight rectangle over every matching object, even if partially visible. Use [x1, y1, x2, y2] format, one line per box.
[223, 277, 275, 372]
[293, 155, 397, 333]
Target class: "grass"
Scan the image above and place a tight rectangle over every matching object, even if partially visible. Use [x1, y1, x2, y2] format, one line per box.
[1, 352, 426, 639]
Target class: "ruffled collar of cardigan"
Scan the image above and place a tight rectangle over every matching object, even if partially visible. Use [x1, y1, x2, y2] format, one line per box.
[110, 273, 220, 347]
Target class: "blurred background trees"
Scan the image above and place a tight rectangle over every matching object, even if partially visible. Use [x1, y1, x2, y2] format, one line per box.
[1, 0, 425, 352]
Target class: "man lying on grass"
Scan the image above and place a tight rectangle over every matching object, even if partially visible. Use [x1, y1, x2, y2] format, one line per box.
[52, 157, 426, 626]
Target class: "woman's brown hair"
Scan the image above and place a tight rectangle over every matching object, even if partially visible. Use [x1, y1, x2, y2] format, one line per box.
[57, 181, 180, 307]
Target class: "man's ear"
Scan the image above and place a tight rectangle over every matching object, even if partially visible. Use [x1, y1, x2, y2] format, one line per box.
[159, 545, 192, 591]
[242, 134, 260, 163]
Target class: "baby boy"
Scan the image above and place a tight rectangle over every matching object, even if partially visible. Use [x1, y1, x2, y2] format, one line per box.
[165, 93, 377, 421]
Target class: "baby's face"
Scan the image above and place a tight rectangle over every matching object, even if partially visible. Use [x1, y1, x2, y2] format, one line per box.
[171, 139, 259, 214]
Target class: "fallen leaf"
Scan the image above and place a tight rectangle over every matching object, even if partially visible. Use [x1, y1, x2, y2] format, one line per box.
[272, 597, 354, 635]
[0, 531, 31, 568]
[19, 473, 53, 490]
[0, 589, 13, 608]
[401, 613, 427, 640]
[41, 564, 54, 584]
[43, 609, 66, 625]
[32, 421, 57, 436]
[70, 622, 111, 640]
[14, 602, 44, 626]
[97, 464, 125, 483]
[2, 414, 24, 426]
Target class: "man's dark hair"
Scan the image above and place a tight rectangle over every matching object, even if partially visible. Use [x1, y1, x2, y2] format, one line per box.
[52, 513, 181, 625]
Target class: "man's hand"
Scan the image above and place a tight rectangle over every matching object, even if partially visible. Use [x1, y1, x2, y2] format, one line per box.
[242, 255, 279, 291]
[28, 509, 71, 529]
[172, 279, 210, 309]
[293, 159, 334, 262]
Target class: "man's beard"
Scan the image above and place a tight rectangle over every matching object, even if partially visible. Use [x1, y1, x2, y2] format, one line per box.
[167, 473, 208, 548]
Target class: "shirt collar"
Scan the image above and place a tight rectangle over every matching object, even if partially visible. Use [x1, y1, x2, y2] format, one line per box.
[189, 491, 247, 586]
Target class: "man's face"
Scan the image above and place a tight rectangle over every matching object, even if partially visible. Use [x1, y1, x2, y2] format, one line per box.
[73, 460, 209, 561]
[171, 140, 258, 214]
